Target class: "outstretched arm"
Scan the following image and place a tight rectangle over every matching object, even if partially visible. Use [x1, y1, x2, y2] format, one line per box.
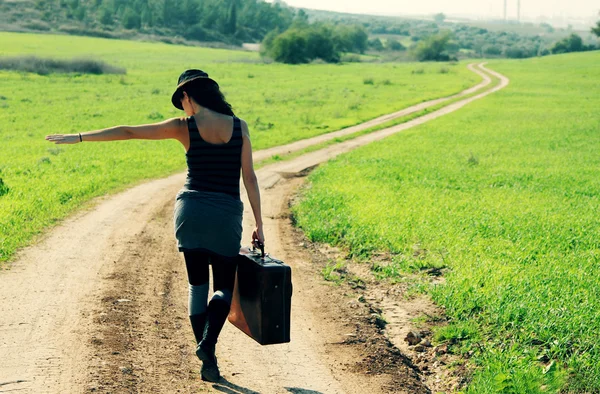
[240, 119, 265, 245]
[45, 117, 185, 144]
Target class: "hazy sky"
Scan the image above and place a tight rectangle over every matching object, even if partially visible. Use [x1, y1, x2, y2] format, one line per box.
[274, 0, 600, 19]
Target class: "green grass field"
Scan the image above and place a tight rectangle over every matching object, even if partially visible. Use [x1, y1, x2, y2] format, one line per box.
[0, 32, 479, 265]
[256, 71, 502, 169]
[292, 51, 600, 392]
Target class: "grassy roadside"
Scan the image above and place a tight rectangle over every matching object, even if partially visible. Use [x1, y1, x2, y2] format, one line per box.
[291, 52, 600, 392]
[0, 32, 479, 266]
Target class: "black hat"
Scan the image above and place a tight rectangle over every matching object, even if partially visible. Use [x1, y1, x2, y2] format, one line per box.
[171, 69, 218, 110]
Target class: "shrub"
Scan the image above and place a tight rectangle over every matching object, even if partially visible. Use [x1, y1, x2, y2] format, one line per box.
[305, 25, 340, 63]
[58, 25, 117, 39]
[368, 38, 384, 51]
[413, 32, 453, 62]
[363, 77, 374, 85]
[341, 53, 361, 63]
[262, 22, 370, 64]
[387, 38, 405, 51]
[147, 111, 163, 120]
[0, 56, 126, 75]
[333, 24, 369, 54]
[263, 24, 340, 64]
[504, 46, 536, 59]
[483, 45, 502, 56]
[0, 178, 9, 197]
[23, 20, 51, 31]
[183, 24, 230, 44]
[551, 33, 584, 54]
[268, 29, 309, 64]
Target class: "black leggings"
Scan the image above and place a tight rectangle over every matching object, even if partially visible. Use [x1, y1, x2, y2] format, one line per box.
[183, 250, 237, 293]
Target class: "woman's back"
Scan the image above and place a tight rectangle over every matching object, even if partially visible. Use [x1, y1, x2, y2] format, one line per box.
[192, 114, 235, 145]
[184, 114, 243, 199]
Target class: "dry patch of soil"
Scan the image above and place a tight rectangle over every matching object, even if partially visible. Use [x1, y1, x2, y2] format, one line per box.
[292, 228, 474, 393]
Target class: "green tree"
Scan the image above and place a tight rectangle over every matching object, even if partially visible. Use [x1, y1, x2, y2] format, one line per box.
[261, 28, 280, 56]
[434, 13, 446, 23]
[592, 20, 600, 37]
[141, 7, 153, 27]
[74, 5, 85, 21]
[182, 0, 199, 26]
[122, 7, 141, 29]
[387, 38, 405, 51]
[294, 9, 309, 26]
[333, 24, 368, 54]
[99, 7, 113, 25]
[269, 29, 308, 64]
[225, 0, 238, 35]
[262, 24, 340, 64]
[540, 22, 554, 33]
[305, 24, 339, 62]
[368, 38, 384, 51]
[413, 32, 452, 61]
[551, 33, 584, 54]
[162, 0, 181, 27]
[483, 44, 502, 56]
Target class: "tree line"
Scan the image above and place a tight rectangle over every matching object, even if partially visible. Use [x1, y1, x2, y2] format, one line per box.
[22, 0, 296, 44]
[302, 9, 599, 61]
[3, 0, 598, 63]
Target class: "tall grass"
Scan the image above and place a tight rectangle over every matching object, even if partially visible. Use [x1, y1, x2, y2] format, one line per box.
[292, 52, 600, 392]
[0, 56, 126, 75]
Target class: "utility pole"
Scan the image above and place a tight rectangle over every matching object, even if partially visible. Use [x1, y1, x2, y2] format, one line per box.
[517, 0, 521, 21]
[504, 0, 507, 21]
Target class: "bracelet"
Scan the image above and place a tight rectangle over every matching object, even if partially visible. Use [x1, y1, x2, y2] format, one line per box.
[79, 133, 82, 142]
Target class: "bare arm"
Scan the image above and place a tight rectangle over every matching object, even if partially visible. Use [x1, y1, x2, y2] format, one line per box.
[240, 119, 265, 245]
[45, 117, 185, 144]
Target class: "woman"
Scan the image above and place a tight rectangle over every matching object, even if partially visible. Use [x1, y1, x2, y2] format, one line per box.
[46, 69, 264, 383]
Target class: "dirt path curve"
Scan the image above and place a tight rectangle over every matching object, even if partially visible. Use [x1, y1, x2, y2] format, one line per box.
[0, 64, 507, 394]
[253, 63, 492, 163]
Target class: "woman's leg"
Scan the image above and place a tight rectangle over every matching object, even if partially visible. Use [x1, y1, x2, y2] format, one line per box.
[197, 254, 237, 382]
[183, 251, 210, 345]
[202, 256, 237, 347]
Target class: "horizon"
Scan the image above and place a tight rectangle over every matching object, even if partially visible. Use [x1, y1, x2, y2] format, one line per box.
[271, 0, 599, 22]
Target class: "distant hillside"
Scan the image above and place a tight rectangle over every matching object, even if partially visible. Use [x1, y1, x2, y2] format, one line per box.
[302, 8, 599, 59]
[0, 0, 597, 60]
[0, 0, 294, 46]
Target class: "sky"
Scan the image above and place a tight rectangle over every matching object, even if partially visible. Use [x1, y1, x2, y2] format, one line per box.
[273, 0, 600, 20]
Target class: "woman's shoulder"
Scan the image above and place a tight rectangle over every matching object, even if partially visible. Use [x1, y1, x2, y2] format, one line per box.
[233, 116, 249, 136]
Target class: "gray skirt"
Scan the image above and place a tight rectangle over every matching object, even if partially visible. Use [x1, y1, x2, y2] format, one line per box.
[173, 188, 243, 258]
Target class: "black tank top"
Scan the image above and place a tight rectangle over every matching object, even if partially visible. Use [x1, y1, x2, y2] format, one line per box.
[184, 115, 243, 199]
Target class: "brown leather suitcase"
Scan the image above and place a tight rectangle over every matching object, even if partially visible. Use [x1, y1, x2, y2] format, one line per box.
[228, 246, 292, 345]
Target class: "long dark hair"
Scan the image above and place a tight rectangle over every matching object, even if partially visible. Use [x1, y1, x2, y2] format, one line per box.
[183, 78, 235, 116]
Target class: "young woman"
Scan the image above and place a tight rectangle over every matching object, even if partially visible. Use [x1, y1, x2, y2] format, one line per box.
[46, 69, 264, 383]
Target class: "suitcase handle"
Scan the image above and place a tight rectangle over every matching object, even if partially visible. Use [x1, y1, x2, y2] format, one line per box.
[252, 239, 265, 258]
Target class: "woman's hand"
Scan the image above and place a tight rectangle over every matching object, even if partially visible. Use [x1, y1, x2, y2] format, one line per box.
[252, 226, 265, 247]
[45, 134, 81, 144]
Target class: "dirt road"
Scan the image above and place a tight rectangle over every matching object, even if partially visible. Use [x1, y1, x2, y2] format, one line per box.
[0, 64, 508, 393]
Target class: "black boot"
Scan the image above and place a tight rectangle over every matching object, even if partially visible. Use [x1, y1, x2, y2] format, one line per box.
[196, 298, 230, 382]
[189, 313, 207, 345]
